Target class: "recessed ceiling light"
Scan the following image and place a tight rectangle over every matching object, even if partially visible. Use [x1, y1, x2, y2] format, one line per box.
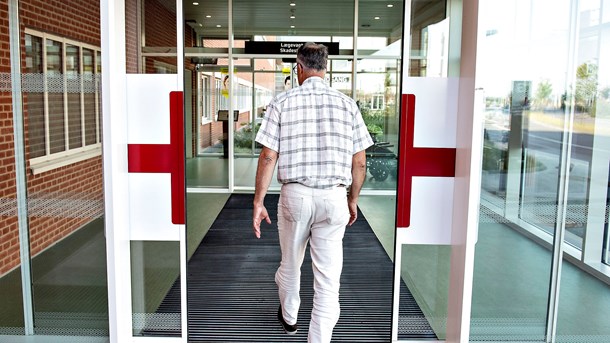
[290, 25, 295, 28]
[387, 4, 393, 7]
[290, 15, 295, 19]
[374, 16, 380, 20]
[206, 15, 211, 18]
[199, 23, 202, 27]
[193, 2, 199, 5]
[290, 2, 296, 6]
[216, 24, 221, 28]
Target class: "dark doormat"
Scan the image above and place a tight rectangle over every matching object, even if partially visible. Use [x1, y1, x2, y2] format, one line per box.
[148, 193, 437, 342]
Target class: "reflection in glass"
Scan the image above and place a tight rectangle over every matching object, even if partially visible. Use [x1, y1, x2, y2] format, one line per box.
[406, 0, 447, 77]
[30, 219, 108, 336]
[83, 48, 97, 146]
[25, 34, 46, 159]
[356, 59, 400, 190]
[233, 59, 284, 189]
[399, 244, 447, 340]
[475, 0, 610, 341]
[0, 269, 24, 335]
[66, 44, 82, 150]
[141, 0, 178, 74]
[131, 241, 181, 337]
[47, 39, 66, 154]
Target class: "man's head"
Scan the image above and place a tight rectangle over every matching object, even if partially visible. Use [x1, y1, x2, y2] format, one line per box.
[295, 42, 328, 84]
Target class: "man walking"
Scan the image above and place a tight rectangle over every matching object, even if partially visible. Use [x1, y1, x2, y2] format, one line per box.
[252, 42, 373, 342]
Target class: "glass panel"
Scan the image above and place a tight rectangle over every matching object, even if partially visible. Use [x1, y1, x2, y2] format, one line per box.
[399, 244, 448, 340]
[556, 263, 610, 342]
[188, 68, 230, 188]
[473, 0, 573, 340]
[142, 0, 177, 74]
[66, 44, 82, 150]
[556, 0, 610, 341]
[29, 218, 108, 336]
[131, 241, 181, 337]
[185, 1, 229, 47]
[97, 51, 102, 141]
[0, 165, 24, 335]
[83, 48, 97, 146]
[184, 0, 229, 188]
[605, 166, 610, 265]
[0, 267, 24, 335]
[24, 34, 108, 336]
[46, 39, 66, 154]
[358, 0, 404, 56]
[25, 34, 46, 159]
[143, 0, 176, 47]
[328, 59, 352, 97]
[407, 0, 447, 77]
[233, 59, 282, 189]
[233, 71, 254, 156]
[356, 59, 400, 190]
[471, 209, 551, 341]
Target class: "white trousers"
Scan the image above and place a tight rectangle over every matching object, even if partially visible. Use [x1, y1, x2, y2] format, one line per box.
[276, 183, 349, 343]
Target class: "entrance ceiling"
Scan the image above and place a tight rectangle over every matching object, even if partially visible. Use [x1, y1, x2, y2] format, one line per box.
[182, 0, 405, 39]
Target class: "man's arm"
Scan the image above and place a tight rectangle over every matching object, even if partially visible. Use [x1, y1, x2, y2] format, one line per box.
[252, 146, 279, 238]
[347, 150, 367, 226]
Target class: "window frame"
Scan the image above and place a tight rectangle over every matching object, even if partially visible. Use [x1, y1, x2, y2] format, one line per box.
[24, 28, 102, 175]
[199, 73, 212, 124]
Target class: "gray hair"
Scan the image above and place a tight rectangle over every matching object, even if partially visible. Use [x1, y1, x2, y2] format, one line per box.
[296, 42, 328, 71]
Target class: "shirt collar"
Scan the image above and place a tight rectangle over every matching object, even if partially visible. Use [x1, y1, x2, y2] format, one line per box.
[302, 76, 324, 85]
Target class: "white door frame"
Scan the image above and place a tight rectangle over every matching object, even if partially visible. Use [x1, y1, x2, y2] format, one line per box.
[101, 0, 187, 342]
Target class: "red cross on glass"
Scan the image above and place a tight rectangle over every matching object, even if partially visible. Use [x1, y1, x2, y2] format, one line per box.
[396, 94, 456, 228]
[127, 91, 185, 225]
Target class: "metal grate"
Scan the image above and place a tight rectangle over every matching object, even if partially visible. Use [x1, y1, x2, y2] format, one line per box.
[145, 194, 436, 341]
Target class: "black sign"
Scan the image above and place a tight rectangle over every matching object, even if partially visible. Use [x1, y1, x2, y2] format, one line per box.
[244, 41, 339, 55]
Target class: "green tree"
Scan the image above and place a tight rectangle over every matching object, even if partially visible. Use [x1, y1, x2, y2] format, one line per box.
[534, 79, 553, 109]
[575, 62, 598, 116]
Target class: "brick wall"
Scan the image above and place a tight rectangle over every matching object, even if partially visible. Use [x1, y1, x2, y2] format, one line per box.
[144, 0, 178, 73]
[0, 0, 103, 277]
[19, 0, 100, 47]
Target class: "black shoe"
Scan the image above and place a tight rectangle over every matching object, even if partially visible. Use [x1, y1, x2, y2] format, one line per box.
[277, 306, 298, 335]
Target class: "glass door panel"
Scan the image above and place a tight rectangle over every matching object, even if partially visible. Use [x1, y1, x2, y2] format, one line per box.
[472, 0, 570, 340]
[24, 27, 108, 337]
[356, 59, 400, 191]
[234, 58, 287, 189]
[189, 67, 230, 189]
[556, 0, 610, 341]
[0, 201, 24, 335]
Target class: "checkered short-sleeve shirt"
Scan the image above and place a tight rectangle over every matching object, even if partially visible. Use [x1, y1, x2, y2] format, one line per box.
[255, 77, 373, 189]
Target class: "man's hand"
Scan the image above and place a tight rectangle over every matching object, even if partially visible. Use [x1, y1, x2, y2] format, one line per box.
[347, 150, 366, 226]
[252, 146, 278, 239]
[252, 202, 271, 238]
[347, 199, 358, 226]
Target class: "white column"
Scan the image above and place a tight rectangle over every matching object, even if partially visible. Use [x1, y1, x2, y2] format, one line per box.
[446, 0, 481, 341]
[101, 0, 133, 341]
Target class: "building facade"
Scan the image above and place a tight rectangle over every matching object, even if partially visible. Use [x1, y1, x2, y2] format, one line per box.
[0, 0, 609, 342]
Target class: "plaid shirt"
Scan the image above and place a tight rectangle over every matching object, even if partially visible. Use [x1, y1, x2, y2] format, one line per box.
[256, 77, 373, 189]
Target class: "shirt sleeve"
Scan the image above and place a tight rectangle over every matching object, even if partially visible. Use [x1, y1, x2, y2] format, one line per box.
[255, 98, 281, 152]
[352, 108, 374, 153]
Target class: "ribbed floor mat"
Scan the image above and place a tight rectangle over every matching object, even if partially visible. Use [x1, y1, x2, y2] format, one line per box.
[149, 194, 436, 342]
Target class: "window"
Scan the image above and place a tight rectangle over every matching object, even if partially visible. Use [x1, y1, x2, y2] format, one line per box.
[199, 74, 211, 123]
[371, 93, 385, 110]
[24, 29, 101, 174]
